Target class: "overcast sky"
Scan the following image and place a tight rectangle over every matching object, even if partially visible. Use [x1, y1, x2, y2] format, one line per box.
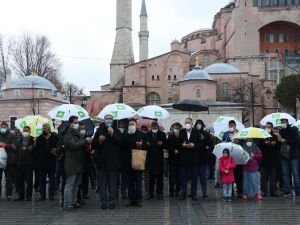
[0, 0, 230, 94]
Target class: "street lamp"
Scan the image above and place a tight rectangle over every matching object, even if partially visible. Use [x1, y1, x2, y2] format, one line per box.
[81, 95, 87, 108]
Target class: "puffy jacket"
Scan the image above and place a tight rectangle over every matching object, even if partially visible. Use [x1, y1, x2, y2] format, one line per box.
[219, 156, 236, 184]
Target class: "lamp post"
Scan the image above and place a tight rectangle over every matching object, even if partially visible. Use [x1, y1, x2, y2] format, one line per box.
[250, 82, 255, 127]
[81, 95, 87, 108]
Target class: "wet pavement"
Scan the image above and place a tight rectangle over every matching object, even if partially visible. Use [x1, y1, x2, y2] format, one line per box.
[1, 182, 300, 225]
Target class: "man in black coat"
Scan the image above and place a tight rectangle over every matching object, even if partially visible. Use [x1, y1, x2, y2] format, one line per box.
[15, 126, 35, 201]
[35, 123, 59, 201]
[178, 118, 200, 201]
[146, 121, 166, 200]
[92, 114, 122, 210]
[257, 122, 280, 197]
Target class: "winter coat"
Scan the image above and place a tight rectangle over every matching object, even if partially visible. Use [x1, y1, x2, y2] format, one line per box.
[196, 129, 213, 166]
[219, 155, 236, 184]
[166, 133, 181, 166]
[178, 128, 200, 166]
[279, 126, 300, 160]
[16, 136, 35, 167]
[35, 132, 59, 170]
[146, 130, 166, 174]
[63, 128, 86, 176]
[92, 125, 123, 171]
[0, 131, 17, 166]
[257, 132, 281, 168]
[243, 144, 262, 172]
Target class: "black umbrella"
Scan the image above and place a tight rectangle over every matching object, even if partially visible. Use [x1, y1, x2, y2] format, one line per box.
[172, 99, 208, 112]
[57, 118, 95, 137]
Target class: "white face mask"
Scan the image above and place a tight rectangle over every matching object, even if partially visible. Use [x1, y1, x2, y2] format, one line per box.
[80, 130, 86, 136]
[152, 129, 158, 134]
[246, 142, 252, 147]
[185, 124, 192, 130]
[128, 125, 136, 134]
[228, 127, 235, 133]
[72, 123, 79, 130]
[281, 123, 287, 129]
[266, 128, 272, 133]
[23, 132, 29, 138]
[118, 128, 125, 134]
[196, 124, 202, 130]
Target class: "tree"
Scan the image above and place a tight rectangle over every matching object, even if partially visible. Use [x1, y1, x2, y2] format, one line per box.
[276, 74, 300, 115]
[63, 82, 84, 103]
[11, 33, 63, 90]
[0, 35, 11, 88]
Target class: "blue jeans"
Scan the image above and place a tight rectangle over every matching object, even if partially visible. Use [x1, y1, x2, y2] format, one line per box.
[63, 173, 81, 208]
[281, 159, 300, 194]
[223, 183, 233, 197]
[180, 166, 198, 197]
[199, 165, 208, 194]
[243, 171, 259, 196]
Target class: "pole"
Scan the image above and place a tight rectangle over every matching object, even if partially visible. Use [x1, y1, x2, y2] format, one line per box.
[69, 85, 72, 104]
[251, 82, 254, 127]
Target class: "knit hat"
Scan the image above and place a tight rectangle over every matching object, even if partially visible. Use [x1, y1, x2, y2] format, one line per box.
[0, 121, 8, 127]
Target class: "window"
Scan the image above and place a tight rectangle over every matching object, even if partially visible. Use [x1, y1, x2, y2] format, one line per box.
[152, 75, 155, 80]
[284, 49, 289, 56]
[146, 92, 161, 105]
[266, 49, 270, 53]
[274, 32, 280, 43]
[168, 97, 173, 103]
[271, 0, 278, 5]
[38, 90, 44, 97]
[221, 82, 230, 98]
[253, 0, 258, 6]
[266, 32, 270, 43]
[279, 0, 287, 5]
[203, 55, 210, 68]
[174, 75, 177, 80]
[283, 33, 288, 42]
[195, 88, 201, 98]
[294, 49, 298, 55]
[14, 90, 20, 97]
[157, 75, 160, 80]
[10, 117, 17, 130]
[274, 48, 279, 54]
[131, 81, 135, 85]
[269, 58, 278, 68]
[269, 70, 278, 80]
[168, 75, 171, 80]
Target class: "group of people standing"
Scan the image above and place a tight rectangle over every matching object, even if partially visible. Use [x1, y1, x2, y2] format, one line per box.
[0, 114, 299, 211]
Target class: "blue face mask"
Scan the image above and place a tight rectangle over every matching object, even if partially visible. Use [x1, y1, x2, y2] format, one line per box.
[105, 120, 113, 127]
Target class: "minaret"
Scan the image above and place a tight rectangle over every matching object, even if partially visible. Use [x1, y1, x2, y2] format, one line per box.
[139, 0, 149, 61]
[110, 0, 134, 89]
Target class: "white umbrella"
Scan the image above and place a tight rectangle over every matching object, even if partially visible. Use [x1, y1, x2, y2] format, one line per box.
[213, 116, 245, 140]
[213, 142, 250, 165]
[97, 103, 136, 120]
[137, 105, 170, 119]
[293, 120, 300, 131]
[48, 104, 89, 121]
[260, 113, 296, 127]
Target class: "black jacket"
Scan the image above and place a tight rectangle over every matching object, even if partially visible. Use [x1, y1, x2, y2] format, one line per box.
[16, 136, 35, 167]
[195, 129, 212, 166]
[146, 130, 166, 174]
[167, 133, 181, 166]
[178, 128, 200, 166]
[92, 125, 122, 171]
[279, 126, 300, 160]
[35, 133, 59, 170]
[0, 131, 17, 166]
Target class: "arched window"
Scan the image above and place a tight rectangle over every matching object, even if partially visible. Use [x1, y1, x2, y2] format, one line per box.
[266, 49, 270, 53]
[195, 88, 201, 98]
[221, 82, 230, 98]
[146, 92, 161, 105]
[203, 55, 210, 68]
[284, 49, 289, 56]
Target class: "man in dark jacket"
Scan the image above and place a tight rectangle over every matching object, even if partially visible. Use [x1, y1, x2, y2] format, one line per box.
[15, 126, 35, 201]
[278, 118, 300, 196]
[92, 114, 122, 210]
[63, 116, 91, 210]
[146, 121, 166, 200]
[0, 121, 16, 201]
[167, 123, 181, 197]
[35, 123, 59, 201]
[178, 118, 199, 201]
[257, 122, 280, 197]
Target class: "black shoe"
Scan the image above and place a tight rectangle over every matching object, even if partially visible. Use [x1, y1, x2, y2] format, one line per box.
[188, 194, 192, 198]
[7, 196, 12, 201]
[146, 194, 154, 200]
[122, 195, 128, 200]
[77, 199, 86, 205]
[191, 196, 198, 201]
[270, 193, 279, 197]
[157, 195, 163, 200]
[126, 202, 135, 207]
[169, 192, 174, 197]
[109, 203, 115, 209]
[135, 201, 142, 207]
[101, 203, 107, 210]
[38, 197, 46, 201]
[175, 192, 180, 197]
[179, 195, 186, 201]
[26, 197, 32, 201]
[262, 193, 268, 197]
[83, 195, 90, 199]
[14, 197, 24, 201]
[49, 196, 54, 201]
[72, 203, 83, 208]
[203, 193, 208, 198]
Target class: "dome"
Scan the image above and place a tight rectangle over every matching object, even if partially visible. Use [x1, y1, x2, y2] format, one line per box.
[204, 63, 240, 74]
[171, 39, 180, 44]
[11, 75, 58, 91]
[183, 67, 213, 81]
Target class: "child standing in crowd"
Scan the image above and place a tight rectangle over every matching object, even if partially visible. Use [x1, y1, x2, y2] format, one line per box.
[219, 148, 236, 202]
[243, 139, 262, 201]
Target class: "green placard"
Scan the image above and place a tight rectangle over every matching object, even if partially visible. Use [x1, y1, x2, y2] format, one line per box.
[240, 131, 248, 137]
[116, 104, 125, 110]
[56, 111, 65, 118]
[155, 111, 162, 117]
[78, 111, 85, 118]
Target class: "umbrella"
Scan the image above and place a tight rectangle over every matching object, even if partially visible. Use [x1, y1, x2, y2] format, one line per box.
[57, 118, 95, 137]
[292, 120, 300, 131]
[260, 113, 296, 127]
[97, 103, 136, 120]
[213, 116, 245, 140]
[233, 127, 272, 139]
[15, 115, 55, 137]
[48, 104, 89, 121]
[137, 105, 170, 119]
[213, 142, 250, 165]
[172, 99, 208, 112]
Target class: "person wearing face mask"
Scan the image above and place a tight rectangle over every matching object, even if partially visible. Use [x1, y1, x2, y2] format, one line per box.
[35, 123, 59, 201]
[166, 122, 182, 197]
[145, 121, 166, 200]
[92, 114, 122, 210]
[257, 122, 280, 197]
[178, 118, 200, 201]
[242, 138, 262, 200]
[123, 118, 147, 207]
[63, 116, 92, 211]
[0, 121, 16, 201]
[278, 118, 300, 197]
[140, 125, 150, 194]
[15, 126, 35, 201]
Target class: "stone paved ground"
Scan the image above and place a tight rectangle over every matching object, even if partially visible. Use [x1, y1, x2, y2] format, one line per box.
[1, 182, 300, 225]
